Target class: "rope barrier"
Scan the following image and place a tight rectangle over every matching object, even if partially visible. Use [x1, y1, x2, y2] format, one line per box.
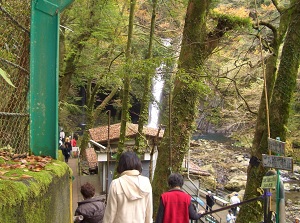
[254, 0, 271, 141]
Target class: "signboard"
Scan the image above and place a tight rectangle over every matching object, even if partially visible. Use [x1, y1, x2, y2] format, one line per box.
[261, 175, 277, 189]
[268, 138, 286, 155]
[262, 154, 293, 171]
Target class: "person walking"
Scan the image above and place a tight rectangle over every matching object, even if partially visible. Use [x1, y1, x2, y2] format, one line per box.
[230, 193, 240, 216]
[74, 182, 105, 223]
[71, 136, 77, 147]
[103, 151, 152, 223]
[62, 137, 72, 163]
[155, 173, 204, 223]
[205, 191, 215, 212]
[60, 128, 65, 142]
[226, 209, 236, 223]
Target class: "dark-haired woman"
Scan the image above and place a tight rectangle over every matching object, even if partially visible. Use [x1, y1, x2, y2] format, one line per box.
[155, 173, 204, 223]
[103, 151, 153, 223]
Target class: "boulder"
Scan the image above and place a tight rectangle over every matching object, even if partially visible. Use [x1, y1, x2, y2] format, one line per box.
[224, 175, 247, 191]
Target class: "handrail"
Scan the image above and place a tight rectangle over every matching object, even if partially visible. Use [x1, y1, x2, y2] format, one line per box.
[185, 149, 222, 222]
[200, 195, 263, 217]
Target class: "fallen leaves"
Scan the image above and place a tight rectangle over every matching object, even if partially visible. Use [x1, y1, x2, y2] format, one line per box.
[0, 152, 54, 180]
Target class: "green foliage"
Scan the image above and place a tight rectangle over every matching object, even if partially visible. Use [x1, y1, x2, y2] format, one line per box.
[0, 68, 15, 87]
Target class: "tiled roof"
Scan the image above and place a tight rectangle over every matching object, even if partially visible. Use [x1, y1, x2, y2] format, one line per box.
[89, 123, 164, 143]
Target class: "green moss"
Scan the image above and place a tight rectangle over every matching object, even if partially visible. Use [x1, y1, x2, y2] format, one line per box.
[0, 159, 71, 223]
[211, 11, 252, 29]
[0, 180, 29, 206]
[57, 149, 65, 162]
[46, 160, 72, 177]
[0, 160, 69, 206]
[0, 157, 5, 164]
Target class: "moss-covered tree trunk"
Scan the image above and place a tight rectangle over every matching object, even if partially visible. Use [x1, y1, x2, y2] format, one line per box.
[135, 0, 158, 153]
[237, 1, 300, 222]
[152, 0, 211, 216]
[117, 0, 137, 166]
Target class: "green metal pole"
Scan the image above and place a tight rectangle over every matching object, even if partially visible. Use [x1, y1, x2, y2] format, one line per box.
[275, 137, 280, 223]
[30, 0, 73, 158]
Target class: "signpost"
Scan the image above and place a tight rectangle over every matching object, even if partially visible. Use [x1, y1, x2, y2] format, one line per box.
[268, 138, 286, 155]
[264, 137, 293, 223]
[262, 154, 293, 171]
[261, 175, 277, 189]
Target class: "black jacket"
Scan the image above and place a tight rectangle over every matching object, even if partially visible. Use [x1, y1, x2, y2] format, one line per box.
[75, 197, 105, 223]
[206, 194, 215, 207]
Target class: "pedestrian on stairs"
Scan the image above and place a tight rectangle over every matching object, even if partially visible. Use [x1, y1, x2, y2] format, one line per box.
[205, 191, 215, 212]
[226, 209, 236, 223]
[156, 173, 204, 223]
[103, 151, 153, 223]
[230, 193, 240, 216]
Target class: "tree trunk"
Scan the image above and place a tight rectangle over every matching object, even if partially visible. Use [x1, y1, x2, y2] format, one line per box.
[118, 0, 137, 152]
[237, 1, 300, 222]
[152, 0, 211, 216]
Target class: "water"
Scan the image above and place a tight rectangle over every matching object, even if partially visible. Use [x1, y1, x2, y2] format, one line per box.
[147, 38, 171, 128]
[147, 68, 165, 128]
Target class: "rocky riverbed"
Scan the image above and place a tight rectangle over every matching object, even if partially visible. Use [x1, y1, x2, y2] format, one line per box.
[189, 139, 300, 222]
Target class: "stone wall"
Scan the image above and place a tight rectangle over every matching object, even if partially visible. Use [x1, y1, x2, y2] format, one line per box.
[0, 160, 71, 223]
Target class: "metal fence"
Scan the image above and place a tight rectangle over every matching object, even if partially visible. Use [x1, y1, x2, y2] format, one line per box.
[0, 1, 30, 153]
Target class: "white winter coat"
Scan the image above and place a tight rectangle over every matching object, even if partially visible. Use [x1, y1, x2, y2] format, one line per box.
[103, 170, 153, 223]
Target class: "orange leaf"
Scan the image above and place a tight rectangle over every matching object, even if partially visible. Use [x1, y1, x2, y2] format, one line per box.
[0, 171, 8, 175]
[21, 174, 33, 179]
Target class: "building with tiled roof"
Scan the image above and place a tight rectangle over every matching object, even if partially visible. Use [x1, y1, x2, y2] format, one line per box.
[88, 122, 164, 193]
[88, 122, 164, 152]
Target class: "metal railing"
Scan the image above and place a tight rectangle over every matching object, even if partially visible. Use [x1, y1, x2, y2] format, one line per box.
[183, 178, 223, 223]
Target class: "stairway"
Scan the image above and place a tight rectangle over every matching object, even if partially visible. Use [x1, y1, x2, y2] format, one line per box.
[204, 214, 220, 223]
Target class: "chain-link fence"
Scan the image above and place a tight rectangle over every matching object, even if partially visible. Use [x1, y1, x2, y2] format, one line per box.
[0, 1, 30, 153]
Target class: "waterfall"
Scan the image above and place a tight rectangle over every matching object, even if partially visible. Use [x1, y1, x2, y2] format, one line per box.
[147, 38, 171, 128]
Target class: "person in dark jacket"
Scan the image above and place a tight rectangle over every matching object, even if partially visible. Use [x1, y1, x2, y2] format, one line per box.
[62, 137, 72, 163]
[75, 182, 105, 223]
[155, 173, 204, 223]
[205, 191, 215, 212]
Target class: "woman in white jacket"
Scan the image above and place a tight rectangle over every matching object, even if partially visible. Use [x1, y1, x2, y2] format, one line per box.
[103, 151, 153, 223]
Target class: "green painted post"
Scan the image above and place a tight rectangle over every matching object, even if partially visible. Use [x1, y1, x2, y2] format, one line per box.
[275, 137, 280, 223]
[30, 0, 73, 158]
